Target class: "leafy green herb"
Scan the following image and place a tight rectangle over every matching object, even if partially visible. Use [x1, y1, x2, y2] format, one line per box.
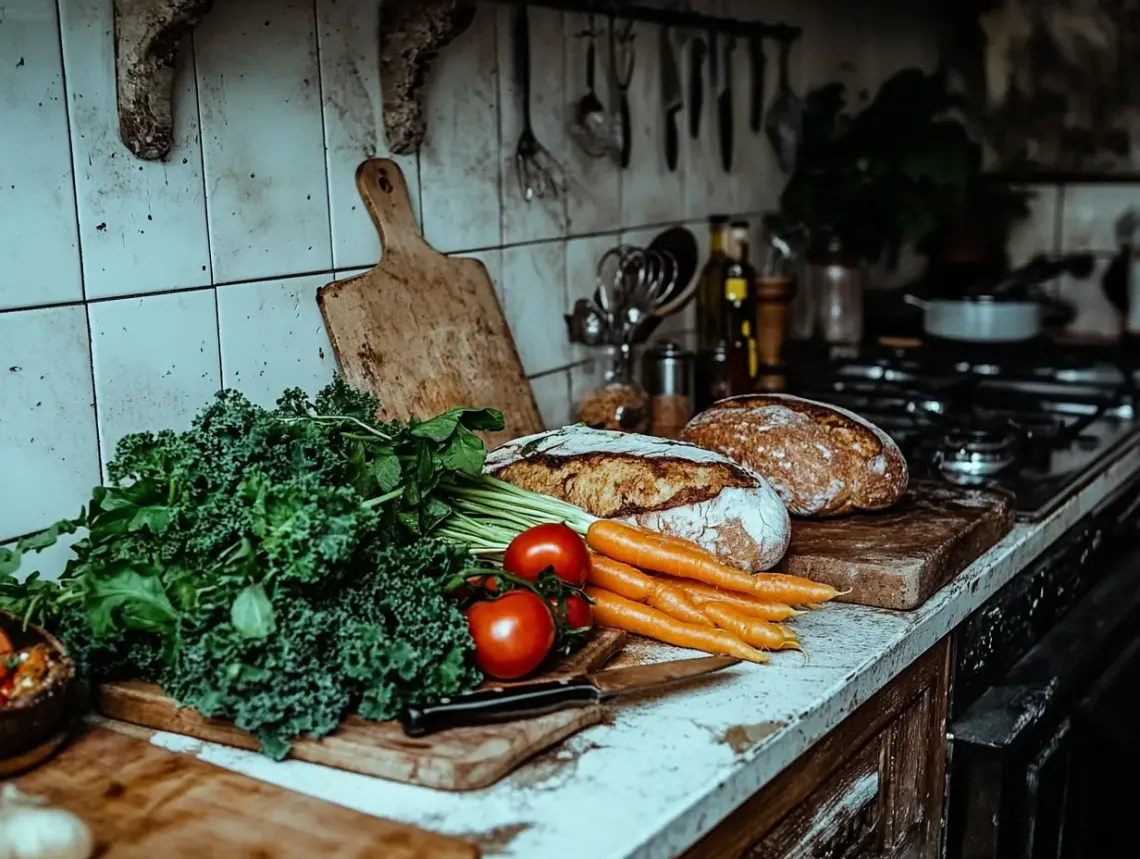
[231, 584, 276, 639]
[0, 379, 502, 757]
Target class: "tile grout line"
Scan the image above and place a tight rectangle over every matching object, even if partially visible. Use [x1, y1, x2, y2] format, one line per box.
[188, 27, 225, 391]
[53, 0, 105, 473]
[311, 0, 338, 277]
[0, 211, 768, 317]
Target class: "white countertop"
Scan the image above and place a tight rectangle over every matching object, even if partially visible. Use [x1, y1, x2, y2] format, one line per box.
[138, 442, 1140, 859]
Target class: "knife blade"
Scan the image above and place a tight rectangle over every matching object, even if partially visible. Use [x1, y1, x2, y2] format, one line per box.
[688, 36, 706, 140]
[748, 35, 767, 134]
[399, 656, 739, 737]
[661, 26, 683, 171]
[718, 35, 735, 171]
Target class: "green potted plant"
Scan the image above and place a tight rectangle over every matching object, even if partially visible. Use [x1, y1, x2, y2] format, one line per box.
[769, 68, 980, 266]
[768, 69, 1033, 345]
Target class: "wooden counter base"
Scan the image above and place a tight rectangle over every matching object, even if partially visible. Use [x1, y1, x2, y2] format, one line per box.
[684, 637, 952, 859]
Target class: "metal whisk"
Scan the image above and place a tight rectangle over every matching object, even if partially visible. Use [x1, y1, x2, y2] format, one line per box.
[514, 7, 567, 201]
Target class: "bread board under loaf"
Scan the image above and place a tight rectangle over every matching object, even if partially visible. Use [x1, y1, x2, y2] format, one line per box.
[776, 480, 1015, 610]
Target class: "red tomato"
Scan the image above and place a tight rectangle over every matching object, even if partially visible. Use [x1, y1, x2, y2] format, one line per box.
[548, 593, 594, 631]
[503, 524, 589, 588]
[466, 591, 556, 680]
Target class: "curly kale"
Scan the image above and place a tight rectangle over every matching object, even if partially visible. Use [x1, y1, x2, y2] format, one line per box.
[0, 381, 503, 758]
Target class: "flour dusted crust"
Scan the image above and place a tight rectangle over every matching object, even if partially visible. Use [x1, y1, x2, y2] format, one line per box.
[681, 394, 908, 517]
[486, 427, 791, 571]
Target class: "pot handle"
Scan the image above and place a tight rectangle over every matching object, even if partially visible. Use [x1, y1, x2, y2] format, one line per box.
[902, 293, 929, 310]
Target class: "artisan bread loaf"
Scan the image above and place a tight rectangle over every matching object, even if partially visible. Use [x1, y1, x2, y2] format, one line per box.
[680, 394, 908, 517]
[485, 427, 790, 571]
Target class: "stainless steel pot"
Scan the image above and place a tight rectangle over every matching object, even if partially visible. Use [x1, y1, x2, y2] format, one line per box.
[903, 294, 1042, 343]
[904, 253, 1096, 344]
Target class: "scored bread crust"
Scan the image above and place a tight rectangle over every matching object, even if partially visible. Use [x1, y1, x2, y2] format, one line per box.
[485, 427, 791, 571]
[681, 394, 909, 517]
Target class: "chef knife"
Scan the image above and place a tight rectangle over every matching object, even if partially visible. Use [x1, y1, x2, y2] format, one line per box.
[688, 36, 707, 140]
[718, 35, 736, 171]
[660, 25, 684, 171]
[748, 35, 767, 133]
[399, 655, 740, 737]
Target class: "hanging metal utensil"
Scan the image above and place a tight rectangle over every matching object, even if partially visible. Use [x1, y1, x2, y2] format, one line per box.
[660, 25, 683, 172]
[513, 6, 567, 200]
[717, 34, 735, 171]
[610, 16, 636, 169]
[764, 35, 803, 175]
[688, 35, 706, 140]
[748, 35, 767, 133]
[570, 15, 612, 158]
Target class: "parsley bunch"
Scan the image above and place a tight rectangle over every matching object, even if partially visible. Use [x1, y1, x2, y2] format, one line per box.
[0, 380, 502, 757]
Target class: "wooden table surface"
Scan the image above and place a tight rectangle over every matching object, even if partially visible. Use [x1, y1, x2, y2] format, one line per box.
[8, 725, 479, 858]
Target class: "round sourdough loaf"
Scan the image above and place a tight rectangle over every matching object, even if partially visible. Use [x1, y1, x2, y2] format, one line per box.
[680, 394, 908, 517]
[485, 427, 791, 571]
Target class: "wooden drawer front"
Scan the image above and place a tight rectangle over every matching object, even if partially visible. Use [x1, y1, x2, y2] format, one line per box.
[883, 687, 936, 853]
[683, 639, 952, 859]
[747, 736, 886, 859]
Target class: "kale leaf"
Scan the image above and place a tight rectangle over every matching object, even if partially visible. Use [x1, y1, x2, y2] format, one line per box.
[0, 380, 502, 758]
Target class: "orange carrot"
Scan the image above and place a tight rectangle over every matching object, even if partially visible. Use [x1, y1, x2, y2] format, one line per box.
[699, 603, 796, 650]
[587, 555, 713, 626]
[587, 588, 767, 664]
[656, 577, 803, 622]
[586, 520, 839, 604]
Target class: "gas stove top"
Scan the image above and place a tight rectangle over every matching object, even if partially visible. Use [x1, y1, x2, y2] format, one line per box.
[792, 344, 1140, 520]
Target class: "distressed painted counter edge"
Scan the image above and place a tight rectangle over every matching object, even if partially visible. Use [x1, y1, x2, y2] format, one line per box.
[124, 440, 1140, 859]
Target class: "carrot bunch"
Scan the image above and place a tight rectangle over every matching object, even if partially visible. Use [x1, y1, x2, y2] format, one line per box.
[436, 476, 841, 664]
[581, 521, 838, 663]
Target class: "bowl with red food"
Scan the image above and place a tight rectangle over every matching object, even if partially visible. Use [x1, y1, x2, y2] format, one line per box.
[0, 611, 75, 759]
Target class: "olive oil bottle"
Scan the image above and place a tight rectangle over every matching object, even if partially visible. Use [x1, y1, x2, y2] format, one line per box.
[723, 221, 758, 395]
[696, 215, 731, 352]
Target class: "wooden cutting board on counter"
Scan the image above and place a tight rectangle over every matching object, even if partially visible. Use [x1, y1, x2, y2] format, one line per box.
[777, 480, 1015, 611]
[11, 726, 477, 858]
[318, 159, 542, 447]
[95, 629, 626, 792]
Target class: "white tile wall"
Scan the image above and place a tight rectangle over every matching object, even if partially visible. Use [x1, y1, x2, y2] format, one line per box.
[88, 290, 222, 463]
[0, 0, 82, 311]
[0, 0, 935, 575]
[59, 0, 212, 299]
[1009, 182, 1140, 338]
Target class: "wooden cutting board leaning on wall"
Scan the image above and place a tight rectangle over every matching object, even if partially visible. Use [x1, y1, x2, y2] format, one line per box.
[318, 159, 542, 447]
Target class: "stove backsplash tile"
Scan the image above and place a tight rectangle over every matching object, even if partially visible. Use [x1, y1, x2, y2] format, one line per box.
[0, 0, 939, 577]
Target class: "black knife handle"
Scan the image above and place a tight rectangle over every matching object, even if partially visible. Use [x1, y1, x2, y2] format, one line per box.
[400, 679, 598, 737]
[619, 94, 633, 168]
[665, 110, 679, 171]
[719, 94, 733, 172]
[689, 42, 706, 139]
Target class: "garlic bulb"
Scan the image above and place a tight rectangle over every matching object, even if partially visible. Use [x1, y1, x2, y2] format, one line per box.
[0, 786, 93, 859]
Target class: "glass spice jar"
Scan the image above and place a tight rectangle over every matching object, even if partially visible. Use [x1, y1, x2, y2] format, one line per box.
[576, 344, 648, 433]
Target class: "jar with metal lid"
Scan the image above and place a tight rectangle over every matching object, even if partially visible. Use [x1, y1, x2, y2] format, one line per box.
[641, 340, 695, 438]
[576, 344, 649, 433]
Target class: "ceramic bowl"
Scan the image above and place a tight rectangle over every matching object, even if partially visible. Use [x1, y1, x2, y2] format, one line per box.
[0, 611, 75, 759]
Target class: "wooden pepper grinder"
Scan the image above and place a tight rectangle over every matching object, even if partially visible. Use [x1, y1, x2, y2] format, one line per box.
[754, 275, 793, 392]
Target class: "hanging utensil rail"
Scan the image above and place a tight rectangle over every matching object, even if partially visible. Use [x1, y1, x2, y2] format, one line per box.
[482, 0, 801, 41]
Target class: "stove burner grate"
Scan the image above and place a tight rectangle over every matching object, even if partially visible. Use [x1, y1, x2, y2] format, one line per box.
[934, 419, 1022, 484]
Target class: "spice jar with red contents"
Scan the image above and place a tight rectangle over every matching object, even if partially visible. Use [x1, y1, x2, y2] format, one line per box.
[575, 344, 648, 433]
